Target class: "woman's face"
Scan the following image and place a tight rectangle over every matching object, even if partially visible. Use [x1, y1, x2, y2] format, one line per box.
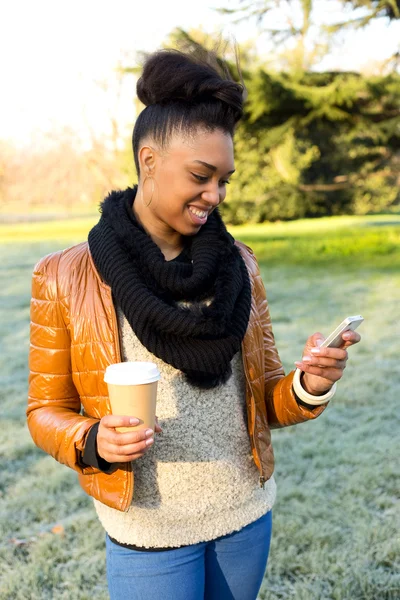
[138, 128, 235, 238]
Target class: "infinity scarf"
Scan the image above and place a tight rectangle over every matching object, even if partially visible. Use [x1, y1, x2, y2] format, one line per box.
[88, 186, 251, 388]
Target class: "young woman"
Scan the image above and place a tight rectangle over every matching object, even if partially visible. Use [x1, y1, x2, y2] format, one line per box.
[27, 49, 360, 600]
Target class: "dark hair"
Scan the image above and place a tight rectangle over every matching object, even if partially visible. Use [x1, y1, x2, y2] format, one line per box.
[132, 48, 245, 177]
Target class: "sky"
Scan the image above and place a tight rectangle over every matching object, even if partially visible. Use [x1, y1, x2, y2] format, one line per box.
[1, 0, 399, 149]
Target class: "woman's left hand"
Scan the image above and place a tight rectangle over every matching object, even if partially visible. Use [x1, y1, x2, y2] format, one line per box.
[294, 330, 361, 396]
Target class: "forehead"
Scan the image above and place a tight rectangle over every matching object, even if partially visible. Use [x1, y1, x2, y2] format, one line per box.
[166, 128, 235, 170]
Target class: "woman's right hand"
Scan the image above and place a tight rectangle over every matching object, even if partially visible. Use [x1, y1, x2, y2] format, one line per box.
[96, 415, 154, 463]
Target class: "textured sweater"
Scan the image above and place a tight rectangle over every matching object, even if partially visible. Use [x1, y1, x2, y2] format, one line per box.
[93, 307, 276, 548]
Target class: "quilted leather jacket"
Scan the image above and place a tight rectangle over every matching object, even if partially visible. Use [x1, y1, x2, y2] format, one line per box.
[27, 241, 327, 512]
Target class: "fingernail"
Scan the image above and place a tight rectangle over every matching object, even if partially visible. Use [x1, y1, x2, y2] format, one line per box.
[294, 361, 303, 368]
[145, 437, 154, 446]
[311, 348, 320, 354]
[316, 339, 324, 347]
[342, 332, 351, 339]
[129, 418, 140, 425]
[302, 356, 312, 362]
[145, 429, 154, 438]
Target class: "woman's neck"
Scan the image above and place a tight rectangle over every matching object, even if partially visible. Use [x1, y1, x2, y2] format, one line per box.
[133, 194, 184, 261]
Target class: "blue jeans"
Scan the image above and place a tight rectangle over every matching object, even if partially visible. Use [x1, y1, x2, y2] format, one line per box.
[106, 510, 272, 600]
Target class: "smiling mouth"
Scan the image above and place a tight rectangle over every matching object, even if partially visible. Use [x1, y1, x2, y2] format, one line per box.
[188, 206, 209, 219]
[187, 206, 208, 226]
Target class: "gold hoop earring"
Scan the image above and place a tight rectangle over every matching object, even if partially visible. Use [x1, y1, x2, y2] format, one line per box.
[141, 174, 155, 207]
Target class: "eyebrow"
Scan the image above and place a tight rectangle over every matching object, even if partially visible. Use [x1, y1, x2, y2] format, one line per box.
[193, 160, 235, 174]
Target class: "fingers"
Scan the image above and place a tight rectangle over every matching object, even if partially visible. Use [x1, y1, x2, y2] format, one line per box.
[105, 427, 154, 447]
[295, 357, 347, 371]
[342, 330, 361, 347]
[297, 346, 348, 363]
[97, 435, 154, 463]
[97, 416, 155, 463]
[295, 346, 348, 379]
[309, 332, 325, 347]
[297, 329, 361, 394]
[101, 414, 141, 430]
[310, 346, 348, 361]
[104, 434, 154, 461]
[102, 414, 162, 433]
[100, 448, 149, 463]
[306, 330, 362, 350]
[295, 363, 344, 382]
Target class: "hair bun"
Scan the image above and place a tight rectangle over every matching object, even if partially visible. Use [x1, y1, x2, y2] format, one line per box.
[136, 50, 243, 120]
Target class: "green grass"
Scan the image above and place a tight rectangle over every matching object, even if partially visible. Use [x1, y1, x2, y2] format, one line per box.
[3, 213, 400, 270]
[0, 215, 399, 599]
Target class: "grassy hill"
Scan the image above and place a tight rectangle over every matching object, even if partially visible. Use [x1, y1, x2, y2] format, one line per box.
[0, 215, 399, 599]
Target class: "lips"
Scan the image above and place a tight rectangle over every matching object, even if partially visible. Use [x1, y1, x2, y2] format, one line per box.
[187, 206, 210, 226]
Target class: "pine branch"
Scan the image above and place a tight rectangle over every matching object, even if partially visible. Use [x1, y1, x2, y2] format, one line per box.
[298, 181, 351, 192]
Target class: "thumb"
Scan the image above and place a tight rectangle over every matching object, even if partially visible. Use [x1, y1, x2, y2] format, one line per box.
[101, 414, 140, 429]
[304, 332, 325, 353]
[313, 333, 325, 347]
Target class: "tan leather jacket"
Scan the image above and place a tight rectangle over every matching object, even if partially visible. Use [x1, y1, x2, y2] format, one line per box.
[27, 241, 327, 512]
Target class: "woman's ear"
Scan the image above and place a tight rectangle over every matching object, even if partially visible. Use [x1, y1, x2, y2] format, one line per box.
[138, 144, 157, 176]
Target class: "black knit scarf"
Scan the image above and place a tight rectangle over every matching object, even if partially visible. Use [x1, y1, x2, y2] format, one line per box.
[88, 186, 251, 388]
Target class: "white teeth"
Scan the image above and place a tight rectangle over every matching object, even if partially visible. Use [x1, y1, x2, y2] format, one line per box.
[189, 207, 208, 218]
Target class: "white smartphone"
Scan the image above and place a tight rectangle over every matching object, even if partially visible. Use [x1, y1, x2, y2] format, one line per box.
[320, 315, 364, 348]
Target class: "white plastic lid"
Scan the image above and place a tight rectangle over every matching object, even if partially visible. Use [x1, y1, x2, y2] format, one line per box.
[104, 362, 160, 385]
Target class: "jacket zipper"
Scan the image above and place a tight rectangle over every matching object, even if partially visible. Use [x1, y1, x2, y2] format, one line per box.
[110, 297, 266, 495]
[110, 296, 122, 362]
[109, 293, 134, 511]
[242, 345, 266, 489]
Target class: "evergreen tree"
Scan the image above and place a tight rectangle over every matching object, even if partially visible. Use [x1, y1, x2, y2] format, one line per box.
[223, 67, 400, 222]
[162, 28, 400, 222]
[129, 26, 400, 222]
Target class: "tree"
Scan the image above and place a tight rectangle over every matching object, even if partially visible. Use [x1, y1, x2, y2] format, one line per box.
[217, 0, 400, 72]
[333, 1, 400, 69]
[339, 0, 400, 27]
[163, 28, 400, 222]
[223, 67, 400, 222]
[217, 0, 331, 73]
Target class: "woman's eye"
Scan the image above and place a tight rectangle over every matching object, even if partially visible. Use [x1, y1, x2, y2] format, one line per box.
[192, 173, 209, 183]
[192, 173, 231, 185]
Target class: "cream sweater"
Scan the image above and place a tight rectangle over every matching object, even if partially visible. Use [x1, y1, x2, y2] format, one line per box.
[93, 308, 276, 548]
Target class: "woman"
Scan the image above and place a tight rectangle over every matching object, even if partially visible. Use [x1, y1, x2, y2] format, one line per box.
[27, 49, 360, 600]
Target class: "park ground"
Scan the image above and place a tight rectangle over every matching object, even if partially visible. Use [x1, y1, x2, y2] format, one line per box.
[0, 214, 399, 599]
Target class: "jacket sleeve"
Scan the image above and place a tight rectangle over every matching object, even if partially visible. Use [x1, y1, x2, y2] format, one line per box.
[252, 252, 329, 429]
[26, 251, 102, 474]
[81, 422, 118, 474]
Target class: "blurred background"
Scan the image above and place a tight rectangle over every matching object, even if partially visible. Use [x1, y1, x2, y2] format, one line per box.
[0, 1, 399, 599]
[1, 0, 399, 221]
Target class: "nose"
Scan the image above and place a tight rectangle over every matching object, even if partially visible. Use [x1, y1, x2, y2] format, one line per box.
[201, 182, 221, 207]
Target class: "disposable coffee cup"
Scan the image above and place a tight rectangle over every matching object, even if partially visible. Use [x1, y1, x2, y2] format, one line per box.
[104, 362, 160, 433]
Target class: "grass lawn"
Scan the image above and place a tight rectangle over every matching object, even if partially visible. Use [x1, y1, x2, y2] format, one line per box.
[0, 215, 399, 599]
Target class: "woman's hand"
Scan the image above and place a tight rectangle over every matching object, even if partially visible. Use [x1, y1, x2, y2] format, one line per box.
[97, 415, 162, 463]
[155, 416, 163, 434]
[295, 330, 361, 396]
